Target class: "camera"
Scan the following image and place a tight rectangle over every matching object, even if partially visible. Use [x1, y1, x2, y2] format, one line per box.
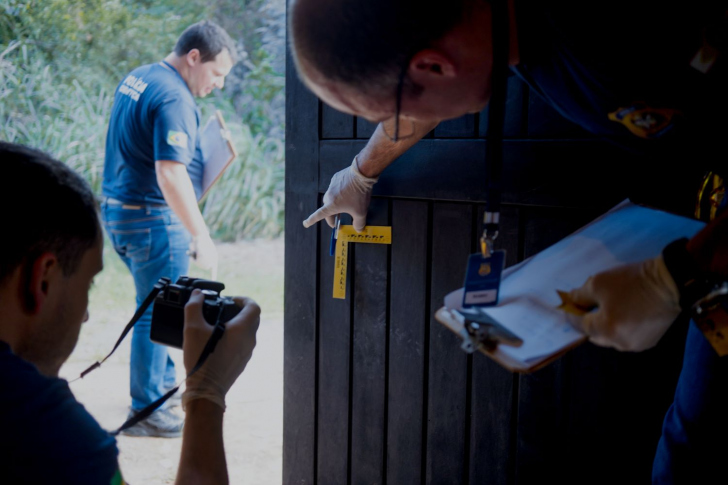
[150, 276, 241, 349]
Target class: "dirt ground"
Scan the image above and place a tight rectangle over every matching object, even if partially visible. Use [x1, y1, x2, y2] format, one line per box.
[60, 239, 284, 485]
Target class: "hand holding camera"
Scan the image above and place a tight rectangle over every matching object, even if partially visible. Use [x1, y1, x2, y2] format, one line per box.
[181, 290, 261, 411]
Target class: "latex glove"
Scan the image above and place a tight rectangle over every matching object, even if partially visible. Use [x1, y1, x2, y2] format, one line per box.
[189, 231, 218, 270]
[302, 156, 378, 232]
[182, 290, 261, 411]
[567, 255, 681, 351]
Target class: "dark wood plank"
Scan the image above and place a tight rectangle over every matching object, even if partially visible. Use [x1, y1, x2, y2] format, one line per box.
[283, 24, 319, 484]
[468, 204, 519, 485]
[283, 192, 319, 485]
[319, 139, 631, 208]
[515, 359, 569, 485]
[356, 117, 378, 139]
[435, 115, 476, 138]
[522, 206, 602, 258]
[469, 359, 515, 485]
[350, 198, 390, 485]
[386, 200, 429, 485]
[426, 202, 473, 484]
[322, 103, 355, 139]
[317, 217, 351, 484]
[514, 206, 601, 484]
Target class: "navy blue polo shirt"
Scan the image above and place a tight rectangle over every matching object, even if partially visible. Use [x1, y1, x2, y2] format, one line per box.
[102, 61, 204, 204]
[512, 0, 728, 162]
[0, 341, 120, 484]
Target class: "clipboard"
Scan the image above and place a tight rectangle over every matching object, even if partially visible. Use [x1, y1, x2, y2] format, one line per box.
[199, 110, 237, 201]
[435, 200, 706, 373]
[435, 306, 586, 373]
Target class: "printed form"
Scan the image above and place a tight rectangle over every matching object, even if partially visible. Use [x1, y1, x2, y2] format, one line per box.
[442, 200, 705, 369]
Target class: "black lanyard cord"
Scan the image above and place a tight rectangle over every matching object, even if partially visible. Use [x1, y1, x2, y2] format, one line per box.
[482, 0, 510, 256]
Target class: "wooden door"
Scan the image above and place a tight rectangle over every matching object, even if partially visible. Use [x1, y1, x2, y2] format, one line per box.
[284, 36, 690, 485]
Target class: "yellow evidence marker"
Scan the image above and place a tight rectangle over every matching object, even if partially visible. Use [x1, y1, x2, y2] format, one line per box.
[333, 225, 392, 299]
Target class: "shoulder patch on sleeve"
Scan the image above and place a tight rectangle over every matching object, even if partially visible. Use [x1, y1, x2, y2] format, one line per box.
[167, 130, 189, 148]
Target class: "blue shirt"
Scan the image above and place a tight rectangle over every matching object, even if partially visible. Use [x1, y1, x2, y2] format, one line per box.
[512, 0, 728, 161]
[0, 341, 120, 484]
[102, 61, 204, 204]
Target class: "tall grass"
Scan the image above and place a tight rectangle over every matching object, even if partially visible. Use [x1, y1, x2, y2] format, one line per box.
[0, 44, 110, 191]
[0, 0, 285, 240]
[201, 118, 285, 240]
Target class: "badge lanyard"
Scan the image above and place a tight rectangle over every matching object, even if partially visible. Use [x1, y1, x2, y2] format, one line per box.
[462, 0, 510, 309]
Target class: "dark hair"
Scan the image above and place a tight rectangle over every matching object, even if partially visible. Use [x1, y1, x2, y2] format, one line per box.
[174, 20, 238, 63]
[0, 142, 100, 283]
[290, 0, 469, 97]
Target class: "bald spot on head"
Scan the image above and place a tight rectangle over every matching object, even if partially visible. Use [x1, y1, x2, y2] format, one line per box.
[289, 0, 469, 98]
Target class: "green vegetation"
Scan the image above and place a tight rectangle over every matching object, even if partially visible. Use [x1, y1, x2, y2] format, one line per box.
[0, 0, 285, 240]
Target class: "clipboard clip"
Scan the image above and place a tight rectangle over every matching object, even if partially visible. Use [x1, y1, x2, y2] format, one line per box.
[452, 308, 523, 354]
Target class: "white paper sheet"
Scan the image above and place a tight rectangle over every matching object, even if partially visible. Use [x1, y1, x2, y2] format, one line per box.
[444, 200, 705, 366]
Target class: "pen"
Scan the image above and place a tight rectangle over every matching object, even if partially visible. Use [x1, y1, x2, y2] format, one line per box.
[329, 214, 341, 256]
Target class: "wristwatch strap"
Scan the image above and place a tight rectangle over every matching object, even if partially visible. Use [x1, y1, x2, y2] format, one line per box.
[662, 238, 715, 310]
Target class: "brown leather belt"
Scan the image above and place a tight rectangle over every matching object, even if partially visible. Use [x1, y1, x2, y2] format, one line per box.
[103, 197, 166, 210]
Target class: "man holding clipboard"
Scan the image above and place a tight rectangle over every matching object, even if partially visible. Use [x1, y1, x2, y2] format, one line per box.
[100, 20, 237, 438]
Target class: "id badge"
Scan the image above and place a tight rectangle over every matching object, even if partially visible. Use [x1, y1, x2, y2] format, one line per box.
[462, 250, 506, 308]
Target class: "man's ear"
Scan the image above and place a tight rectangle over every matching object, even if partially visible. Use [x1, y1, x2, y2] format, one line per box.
[407, 49, 457, 85]
[186, 48, 201, 67]
[20, 253, 59, 315]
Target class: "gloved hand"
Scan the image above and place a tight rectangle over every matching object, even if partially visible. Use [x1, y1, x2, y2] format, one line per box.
[189, 231, 218, 270]
[302, 156, 378, 232]
[181, 291, 261, 411]
[567, 255, 682, 351]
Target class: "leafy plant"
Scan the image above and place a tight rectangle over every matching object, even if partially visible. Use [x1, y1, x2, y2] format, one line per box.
[0, 0, 285, 240]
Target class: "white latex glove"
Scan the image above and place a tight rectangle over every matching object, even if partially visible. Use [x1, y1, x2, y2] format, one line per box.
[567, 255, 681, 351]
[181, 290, 260, 411]
[302, 156, 378, 232]
[189, 232, 218, 270]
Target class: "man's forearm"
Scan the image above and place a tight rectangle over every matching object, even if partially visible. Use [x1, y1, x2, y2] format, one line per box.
[175, 400, 227, 485]
[155, 160, 207, 237]
[357, 119, 439, 178]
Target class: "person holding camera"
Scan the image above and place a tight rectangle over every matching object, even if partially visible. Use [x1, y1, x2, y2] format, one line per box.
[100, 20, 237, 436]
[0, 142, 260, 484]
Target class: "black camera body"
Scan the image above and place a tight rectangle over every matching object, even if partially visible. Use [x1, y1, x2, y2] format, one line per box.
[150, 277, 241, 349]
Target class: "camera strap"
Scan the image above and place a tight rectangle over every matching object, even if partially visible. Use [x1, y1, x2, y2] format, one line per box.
[112, 314, 226, 436]
[69, 277, 227, 436]
[71, 277, 172, 382]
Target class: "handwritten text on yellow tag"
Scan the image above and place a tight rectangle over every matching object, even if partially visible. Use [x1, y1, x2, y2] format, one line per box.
[333, 225, 392, 299]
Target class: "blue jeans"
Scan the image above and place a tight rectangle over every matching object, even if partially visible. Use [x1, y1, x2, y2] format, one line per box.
[101, 201, 191, 411]
[653, 321, 728, 483]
